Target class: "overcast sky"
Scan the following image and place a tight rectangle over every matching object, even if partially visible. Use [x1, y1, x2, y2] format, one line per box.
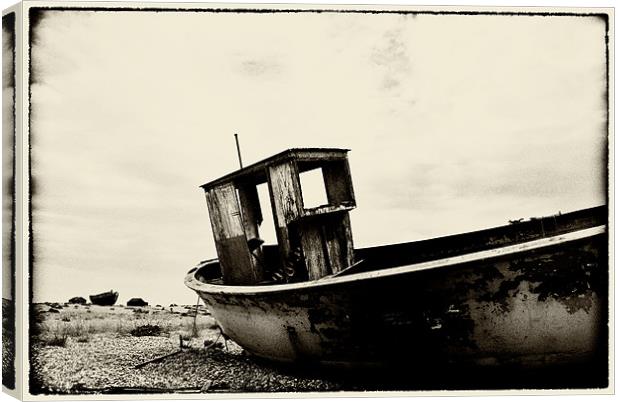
[29, 8, 607, 305]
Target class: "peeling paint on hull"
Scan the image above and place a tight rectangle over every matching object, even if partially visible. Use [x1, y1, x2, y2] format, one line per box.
[185, 227, 607, 373]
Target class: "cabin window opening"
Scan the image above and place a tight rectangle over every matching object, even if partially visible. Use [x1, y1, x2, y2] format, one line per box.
[299, 167, 329, 209]
[256, 182, 278, 245]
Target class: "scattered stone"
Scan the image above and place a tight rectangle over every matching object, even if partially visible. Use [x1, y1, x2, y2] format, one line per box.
[127, 298, 149, 307]
[68, 297, 87, 305]
[130, 325, 161, 337]
[203, 340, 223, 349]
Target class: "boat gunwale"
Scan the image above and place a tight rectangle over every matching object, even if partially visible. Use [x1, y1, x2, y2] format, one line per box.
[185, 225, 606, 296]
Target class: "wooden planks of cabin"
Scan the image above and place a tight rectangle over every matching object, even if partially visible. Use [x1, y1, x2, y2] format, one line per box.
[321, 159, 355, 206]
[267, 161, 303, 271]
[201, 148, 358, 283]
[300, 213, 355, 280]
[266, 160, 355, 280]
[205, 183, 263, 285]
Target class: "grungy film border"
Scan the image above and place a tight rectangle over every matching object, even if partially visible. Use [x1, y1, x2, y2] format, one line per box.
[2, 8, 16, 392]
[16, 1, 614, 399]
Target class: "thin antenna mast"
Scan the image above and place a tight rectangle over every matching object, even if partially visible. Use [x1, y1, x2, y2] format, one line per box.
[234, 133, 243, 168]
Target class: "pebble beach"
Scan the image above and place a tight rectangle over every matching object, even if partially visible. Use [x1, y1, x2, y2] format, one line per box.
[30, 303, 346, 394]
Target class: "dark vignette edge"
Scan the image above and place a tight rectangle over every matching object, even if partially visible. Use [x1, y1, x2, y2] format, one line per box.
[25, 5, 612, 395]
[2, 10, 17, 392]
[28, 7, 36, 396]
[602, 13, 610, 389]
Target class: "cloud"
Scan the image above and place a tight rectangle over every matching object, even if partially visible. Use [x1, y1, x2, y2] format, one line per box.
[238, 59, 282, 77]
[370, 25, 411, 93]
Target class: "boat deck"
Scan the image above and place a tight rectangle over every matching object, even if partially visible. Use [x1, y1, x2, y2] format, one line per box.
[193, 205, 607, 286]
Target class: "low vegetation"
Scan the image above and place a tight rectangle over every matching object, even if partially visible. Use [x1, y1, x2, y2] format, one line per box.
[34, 304, 215, 347]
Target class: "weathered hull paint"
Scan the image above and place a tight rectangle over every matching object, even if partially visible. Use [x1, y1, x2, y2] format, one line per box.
[185, 226, 607, 370]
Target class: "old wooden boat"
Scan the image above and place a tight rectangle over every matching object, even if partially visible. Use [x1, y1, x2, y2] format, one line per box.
[185, 148, 608, 382]
[89, 290, 119, 306]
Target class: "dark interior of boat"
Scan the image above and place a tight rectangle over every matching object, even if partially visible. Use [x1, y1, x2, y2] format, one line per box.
[193, 205, 606, 285]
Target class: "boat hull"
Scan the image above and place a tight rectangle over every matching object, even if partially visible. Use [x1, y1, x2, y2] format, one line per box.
[89, 291, 119, 306]
[186, 227, 608, 384]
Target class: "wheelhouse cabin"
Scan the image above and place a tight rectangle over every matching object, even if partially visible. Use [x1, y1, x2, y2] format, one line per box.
[200, 148, 356, 285]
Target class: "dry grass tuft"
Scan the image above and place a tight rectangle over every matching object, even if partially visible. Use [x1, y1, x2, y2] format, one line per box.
[76, 334, 90, 343]
[43, 334, 68, 347]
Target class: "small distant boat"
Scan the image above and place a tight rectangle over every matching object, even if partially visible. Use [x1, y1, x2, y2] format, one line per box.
[89, 290, 119, 306]
[185, 148, 608, 382]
